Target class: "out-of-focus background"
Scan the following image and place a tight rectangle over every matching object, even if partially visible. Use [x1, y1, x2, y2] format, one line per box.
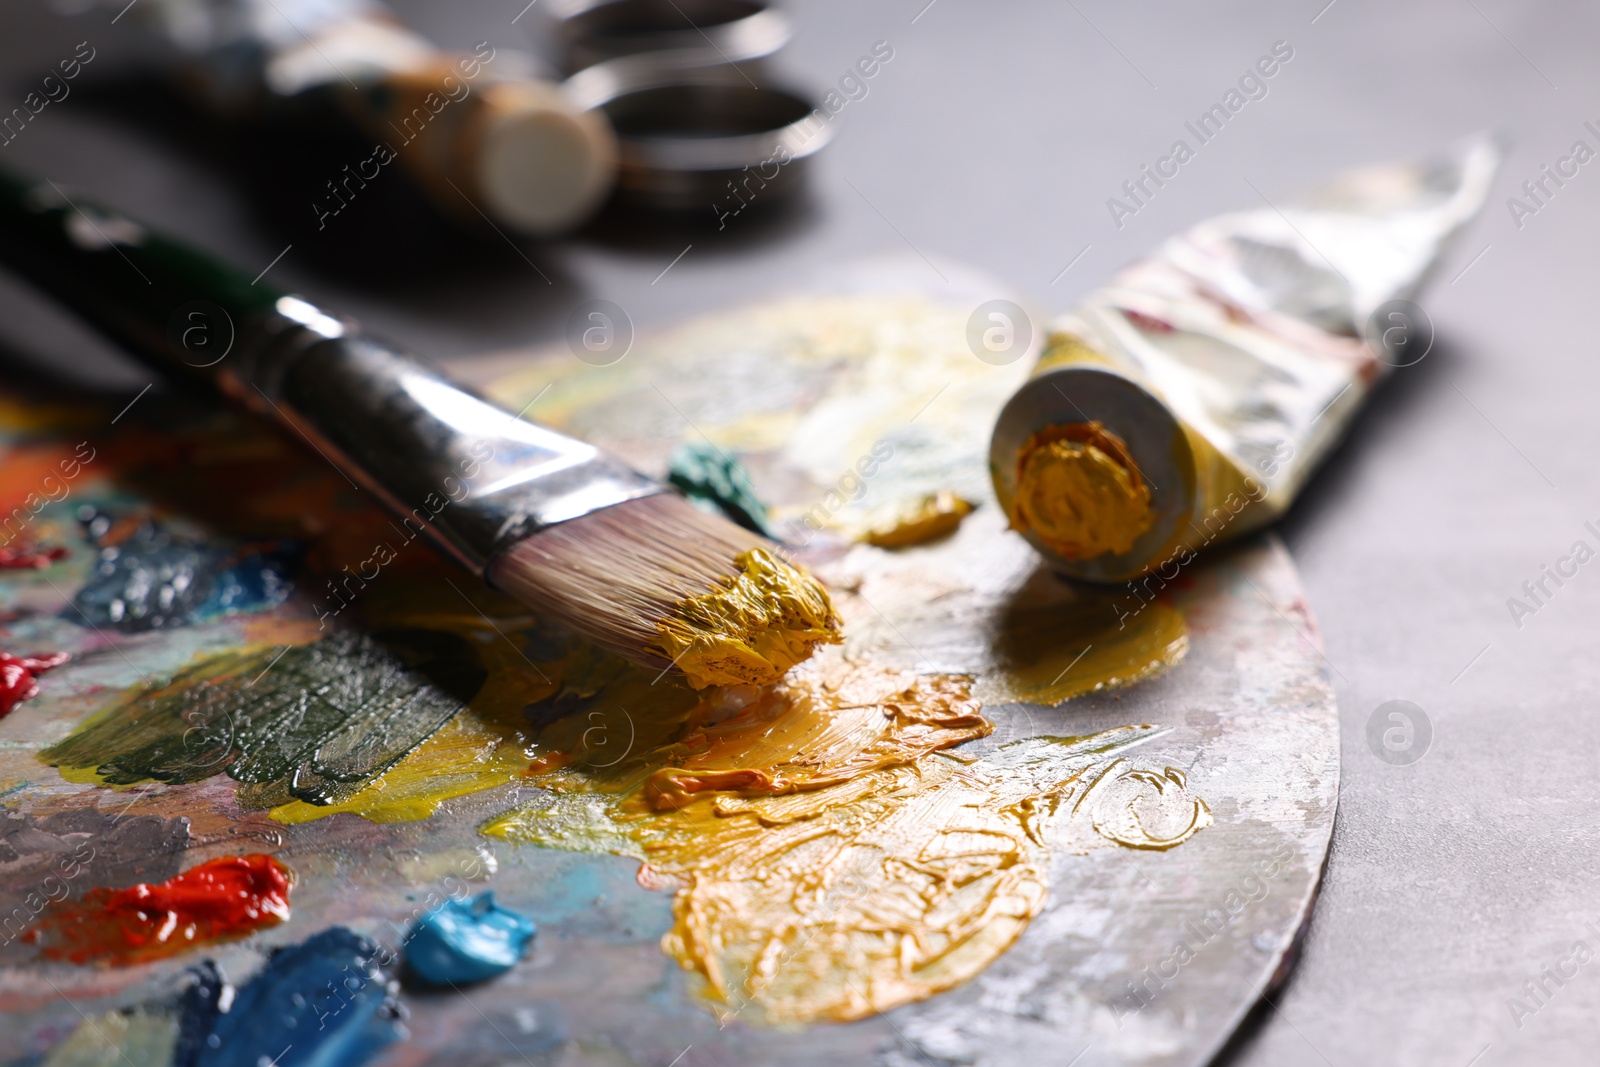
[0, 1, 1596, 1063]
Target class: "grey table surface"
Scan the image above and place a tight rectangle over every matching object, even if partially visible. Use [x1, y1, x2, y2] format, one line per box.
[0, 1, 1593, 1064]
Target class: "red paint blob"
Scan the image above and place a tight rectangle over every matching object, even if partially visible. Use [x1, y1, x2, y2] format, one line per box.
[0, 650, 69, 718]
[0, 543, 68, 569]
[31, 854, 293, 964]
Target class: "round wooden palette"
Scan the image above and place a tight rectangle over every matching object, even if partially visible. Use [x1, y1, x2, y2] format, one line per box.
[0, 271, 1337, 1067]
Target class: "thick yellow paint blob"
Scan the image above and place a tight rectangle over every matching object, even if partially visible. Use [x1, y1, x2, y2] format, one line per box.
[1010, 422, 1153, 559]
[860, 490, 975, 548]
[481, 654, 1210, 1025]
[651, 547, 843, 690]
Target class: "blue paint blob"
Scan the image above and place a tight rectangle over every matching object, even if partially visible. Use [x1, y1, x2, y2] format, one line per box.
[171, 961, 226, 1067]
[405, 892, 536, 986]
[199, 549, 296, 617]
[70, 509, 296, 632]
[190, 926, 404, 1067]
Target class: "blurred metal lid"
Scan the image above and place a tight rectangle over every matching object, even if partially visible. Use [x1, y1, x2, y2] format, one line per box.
[546, 0, 790, 74]
[563, 54, 831, 213]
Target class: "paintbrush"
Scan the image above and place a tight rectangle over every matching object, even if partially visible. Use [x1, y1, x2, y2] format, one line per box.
[0, 167, 841, 689]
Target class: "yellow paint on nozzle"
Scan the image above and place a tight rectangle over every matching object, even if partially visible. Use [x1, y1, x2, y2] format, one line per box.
[1009, 422, 1153, 559]
[650, 547, 843, 689]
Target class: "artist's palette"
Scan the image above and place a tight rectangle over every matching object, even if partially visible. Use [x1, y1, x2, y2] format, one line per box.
[0, 264, 1336, 1067]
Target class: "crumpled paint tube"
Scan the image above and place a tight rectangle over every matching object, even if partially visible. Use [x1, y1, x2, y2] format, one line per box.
[991, 133, 1502, 582]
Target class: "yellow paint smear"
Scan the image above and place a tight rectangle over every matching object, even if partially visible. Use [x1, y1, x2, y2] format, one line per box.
[832, 533, 1189, 709]
[650, 547, 843, 690]
[1010, 422, 1153, 559]
[482, 653, 1210, 1025]
[976, 598, 1188, 707]
[860, 490, 975, 548]
[269, 712, 530, 825]
[39, 1008, 176, 1067]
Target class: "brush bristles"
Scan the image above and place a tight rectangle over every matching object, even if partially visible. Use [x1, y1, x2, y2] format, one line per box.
[487, 493, 767, 670]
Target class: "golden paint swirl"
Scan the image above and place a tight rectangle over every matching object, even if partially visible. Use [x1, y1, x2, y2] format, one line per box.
[481, 654, 1210, 1025]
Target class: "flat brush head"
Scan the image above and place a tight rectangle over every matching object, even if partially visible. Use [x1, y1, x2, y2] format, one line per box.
[488, 493, 842, 688]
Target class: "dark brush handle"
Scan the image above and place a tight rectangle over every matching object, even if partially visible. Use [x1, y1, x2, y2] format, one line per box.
[0, 165, 285, 386]
[0, 164, 660, 573]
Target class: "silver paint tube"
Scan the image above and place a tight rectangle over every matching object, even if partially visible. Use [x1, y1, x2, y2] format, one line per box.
[991, 134, 1503, 583]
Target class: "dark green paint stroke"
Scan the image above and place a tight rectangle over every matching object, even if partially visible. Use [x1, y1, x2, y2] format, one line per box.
[666, 440, 776, 537]
[44, 629, 485, 807]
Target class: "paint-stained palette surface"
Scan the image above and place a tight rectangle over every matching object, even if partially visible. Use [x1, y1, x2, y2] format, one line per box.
[0, 264, 1337, 1067]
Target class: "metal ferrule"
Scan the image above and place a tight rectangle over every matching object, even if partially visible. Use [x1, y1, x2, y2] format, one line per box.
[224, 295, 662, 574]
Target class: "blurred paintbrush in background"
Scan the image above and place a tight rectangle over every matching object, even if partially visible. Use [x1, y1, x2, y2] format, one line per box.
[77, 0, 619, 235]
